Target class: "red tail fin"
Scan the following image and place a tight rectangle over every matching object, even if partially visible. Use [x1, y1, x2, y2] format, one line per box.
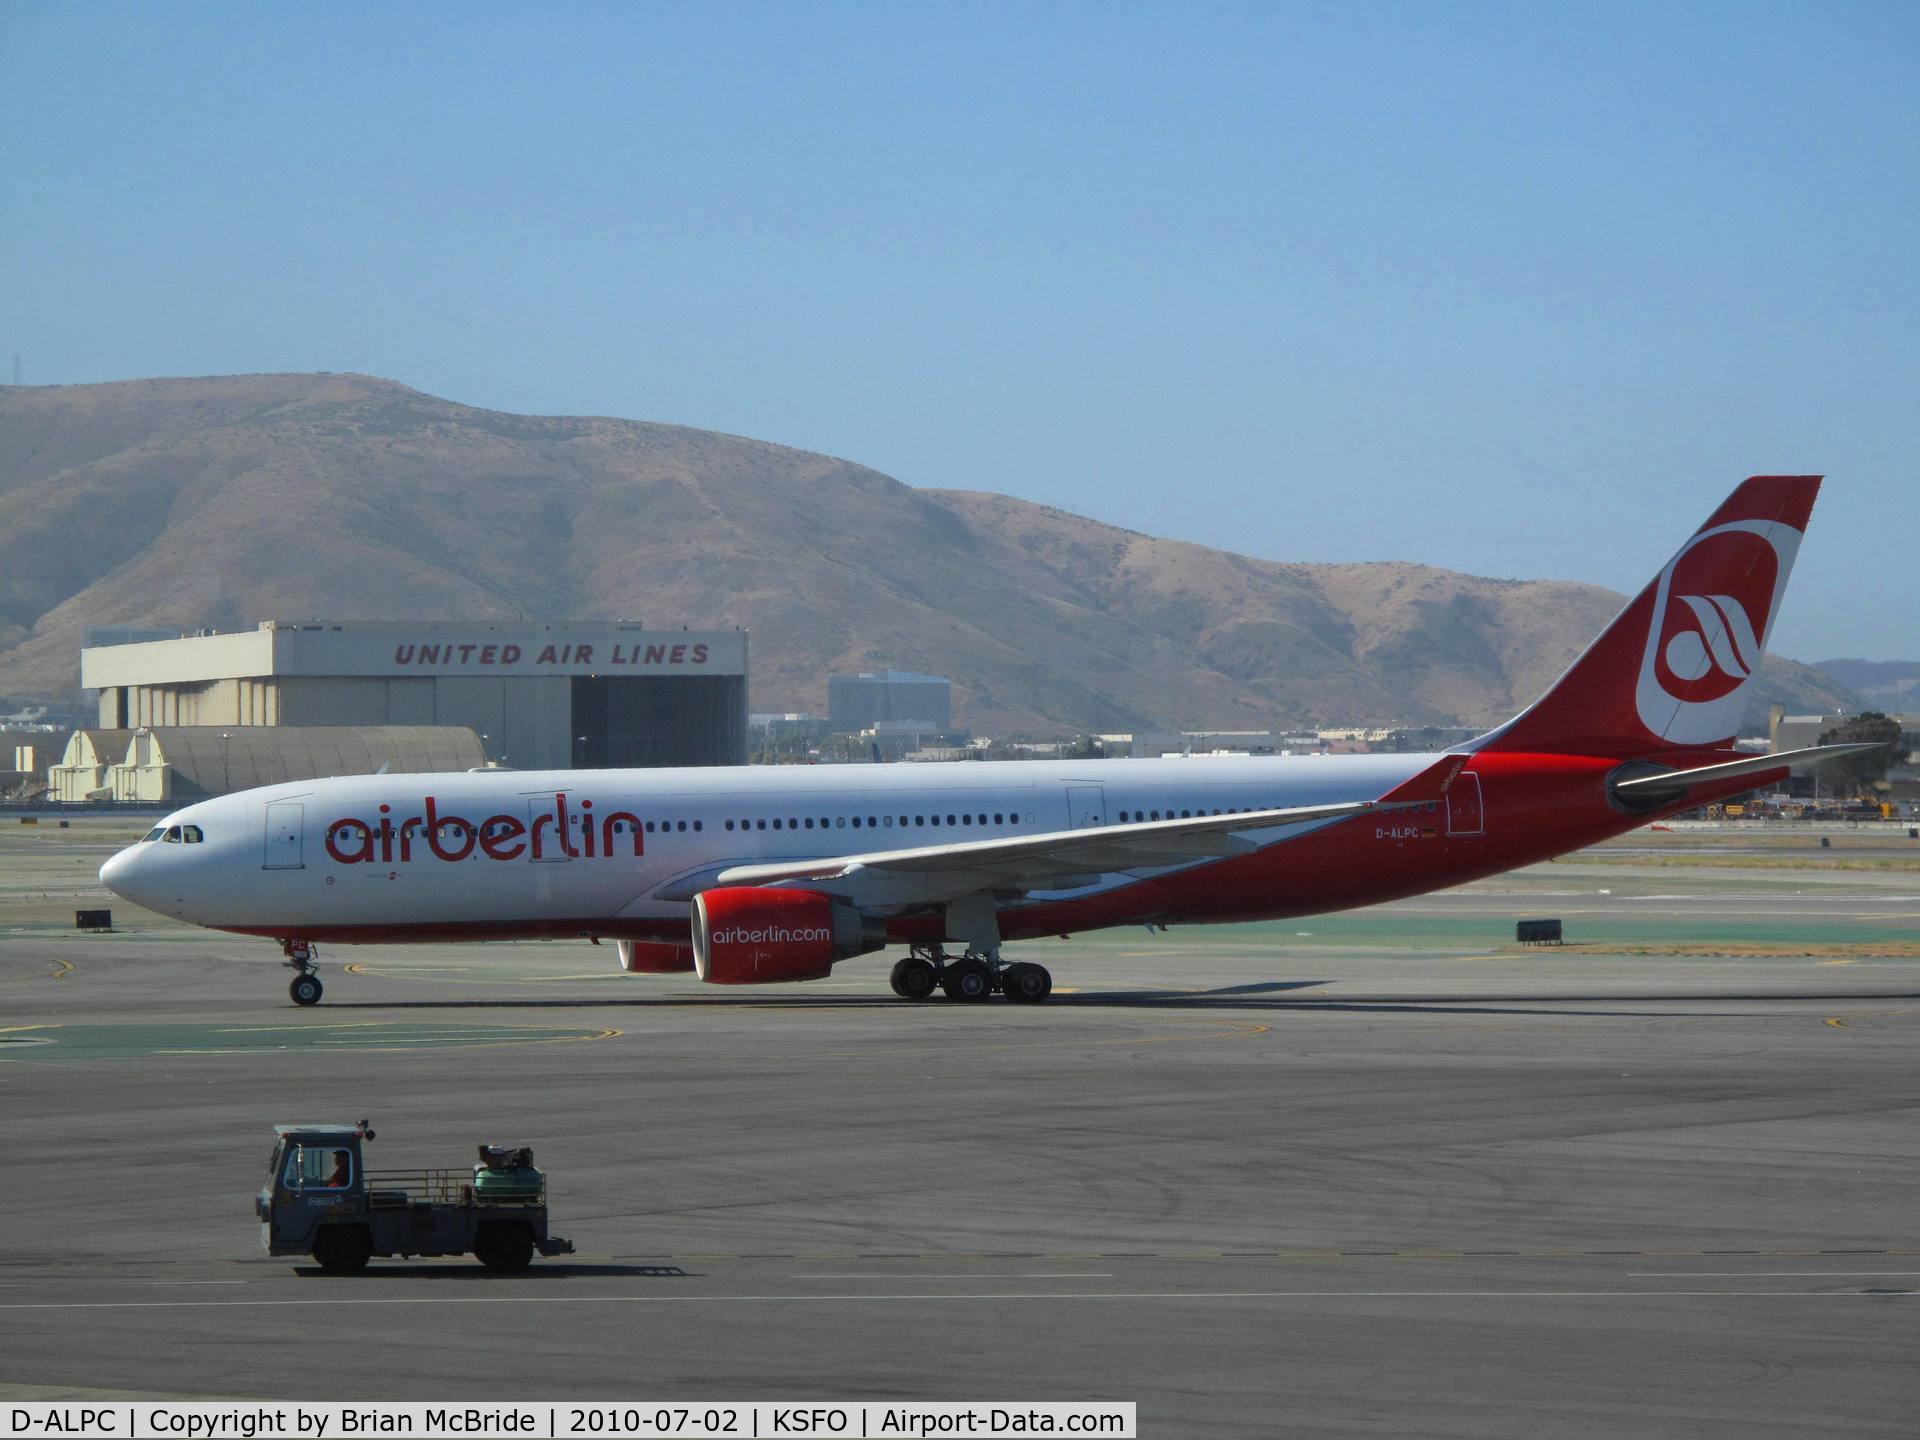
[1478, 476, 1820, 757]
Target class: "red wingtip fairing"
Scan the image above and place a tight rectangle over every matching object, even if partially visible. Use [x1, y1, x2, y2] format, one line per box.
[1477, 476, 1822, 759]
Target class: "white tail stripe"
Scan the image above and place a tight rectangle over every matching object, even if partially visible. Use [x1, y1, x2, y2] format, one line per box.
[1633, 517, 1803, 746]
[1707, 591, 1762, 674]
[1675, 593, 1752, 680]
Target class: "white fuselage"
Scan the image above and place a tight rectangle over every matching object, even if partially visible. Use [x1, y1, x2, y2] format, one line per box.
[101, 753, 1431, 939]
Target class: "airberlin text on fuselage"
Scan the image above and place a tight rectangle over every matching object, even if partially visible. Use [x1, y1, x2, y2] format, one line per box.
[391, 642, 710, 667]
[323, 795, 643, 865]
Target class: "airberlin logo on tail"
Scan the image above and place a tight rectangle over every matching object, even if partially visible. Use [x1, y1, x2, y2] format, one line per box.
[1663, 593, 1760, 687]
[1635, 520, 1801, 745]
[323, 794, 644, 865]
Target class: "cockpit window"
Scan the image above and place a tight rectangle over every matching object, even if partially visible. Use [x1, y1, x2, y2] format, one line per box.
[142, 827, 165, 842]
[181, 825, 204, 844]
[163, 826, 183, 843]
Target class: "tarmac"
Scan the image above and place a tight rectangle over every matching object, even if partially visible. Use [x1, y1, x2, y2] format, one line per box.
[1, 819, 1916, 1435]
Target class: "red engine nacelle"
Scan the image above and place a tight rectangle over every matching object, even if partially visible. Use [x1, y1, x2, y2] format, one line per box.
[691, 887, 883, 985]
[614, 940, 696, 974]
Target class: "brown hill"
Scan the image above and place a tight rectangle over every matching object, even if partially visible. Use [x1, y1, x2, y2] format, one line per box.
[0, 374, 1855, 734]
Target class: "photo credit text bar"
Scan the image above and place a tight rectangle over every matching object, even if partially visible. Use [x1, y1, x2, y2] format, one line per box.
[4, 1402, 1137, 1440]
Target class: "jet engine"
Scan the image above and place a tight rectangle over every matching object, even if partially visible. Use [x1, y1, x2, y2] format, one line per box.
[691, 886, 885, 985]
[613, 940, 696, 974]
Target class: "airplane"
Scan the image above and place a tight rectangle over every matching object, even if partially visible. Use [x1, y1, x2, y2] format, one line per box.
[99, 475, 1877, 1008]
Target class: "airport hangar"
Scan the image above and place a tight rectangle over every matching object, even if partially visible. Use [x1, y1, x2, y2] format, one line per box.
[80, 621, 749, 773]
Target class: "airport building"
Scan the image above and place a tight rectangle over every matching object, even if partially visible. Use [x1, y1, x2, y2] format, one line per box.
[82, 621, 749, 771]
[47, 725, 487, 803]
[1771, 708, 1920, 764]
[827, 669, 952, 733]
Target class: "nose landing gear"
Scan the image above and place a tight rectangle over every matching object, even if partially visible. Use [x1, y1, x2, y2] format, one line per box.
[282, 939, 323, 1006]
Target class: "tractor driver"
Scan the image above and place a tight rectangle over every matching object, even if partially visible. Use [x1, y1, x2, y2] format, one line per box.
[326, 1150, 351, 1187]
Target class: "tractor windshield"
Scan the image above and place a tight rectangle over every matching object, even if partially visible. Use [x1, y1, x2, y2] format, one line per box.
[281, 1142, 354, 1190]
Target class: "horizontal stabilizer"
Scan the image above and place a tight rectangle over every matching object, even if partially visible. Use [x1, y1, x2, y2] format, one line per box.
[1610, 742, 1884, 796]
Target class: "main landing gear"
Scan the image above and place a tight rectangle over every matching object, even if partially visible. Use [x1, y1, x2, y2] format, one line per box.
[889, 947, 1053, 1004]
[282, 939, 323, 1007]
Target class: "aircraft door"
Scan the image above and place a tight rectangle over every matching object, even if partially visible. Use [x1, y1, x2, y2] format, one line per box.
[526, 794, 572, 862]
[1065, 783, 1107, 829]
[1447, 771, 1485, 836]
[263, 802, 304, 870]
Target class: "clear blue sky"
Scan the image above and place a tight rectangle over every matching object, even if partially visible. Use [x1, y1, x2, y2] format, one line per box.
[4, 2, 1915, 658]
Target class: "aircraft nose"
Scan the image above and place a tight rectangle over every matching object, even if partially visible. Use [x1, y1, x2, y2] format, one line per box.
[99, 845, 135, 895]
[99, 843, 165, 911]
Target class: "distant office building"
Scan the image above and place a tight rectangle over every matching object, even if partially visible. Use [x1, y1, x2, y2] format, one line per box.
[82, 620, 748, 770]
[1105, 730, 1284, 758]
[750, 712, 828, 739]
[827, 669, 952, 733]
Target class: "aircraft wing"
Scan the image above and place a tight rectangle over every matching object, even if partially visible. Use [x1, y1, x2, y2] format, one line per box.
[1611, 742, 1884, 796]
[709, 755, 1467, 902]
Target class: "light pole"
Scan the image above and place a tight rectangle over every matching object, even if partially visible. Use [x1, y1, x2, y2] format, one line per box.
[218, 731, 233, 794]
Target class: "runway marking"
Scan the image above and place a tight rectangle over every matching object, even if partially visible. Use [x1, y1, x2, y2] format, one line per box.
[48, 958, 73, 980]
[794, 1273, 1116, 1280]
[812, 1020, 1271, 1060]
[213, 1021, 418, 1032]
[343, 964, 473, 974]
[155, 1026, 623, 1056]
[634, 1247, 1920, 1263]
[0, 1021, 621, 1062]
[0, 1289, 1910, 1313]
[1631, 1272, 1920, 1277]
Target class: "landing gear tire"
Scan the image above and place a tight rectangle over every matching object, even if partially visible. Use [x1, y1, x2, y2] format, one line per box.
[475, 1224, 535, 1273]
[1001, 962, 1052, 1003]
[289, 972, 323, 1007]
[890, 957, 939, 1001]
[942, 956, 995, 1003]
[312, 1226, 372, 1276]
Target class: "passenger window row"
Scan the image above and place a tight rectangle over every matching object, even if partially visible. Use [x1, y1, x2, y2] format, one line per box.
[720, 812, 1023, 833]
[1117, 800, 1442, 822]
